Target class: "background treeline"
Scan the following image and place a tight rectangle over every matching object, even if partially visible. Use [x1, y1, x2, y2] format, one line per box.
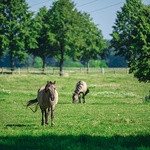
[0, 0, 107, 74]
[0, 0, 127, 72]
[0, 43, 127, 68]
[0, 0, 149, 82]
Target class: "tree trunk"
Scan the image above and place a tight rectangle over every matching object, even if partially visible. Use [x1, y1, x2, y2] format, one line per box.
[10, 54, 15, 73]
[60, 59, 63, 76]
[87, 60, 89, 74]
[42, 56, 46, 73]
[59, 45, 64, 76]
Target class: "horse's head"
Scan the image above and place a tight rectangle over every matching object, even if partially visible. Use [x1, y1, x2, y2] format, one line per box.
[72, 92, 78, 103]
[45, 81, 56, 101]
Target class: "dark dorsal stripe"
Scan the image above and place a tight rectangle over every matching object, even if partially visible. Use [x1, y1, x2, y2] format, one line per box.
[74, 81, 84, 95]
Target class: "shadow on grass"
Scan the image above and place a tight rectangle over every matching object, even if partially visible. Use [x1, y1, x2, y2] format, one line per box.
[0, 134, 150, 150]
[6, 124, 36, 127]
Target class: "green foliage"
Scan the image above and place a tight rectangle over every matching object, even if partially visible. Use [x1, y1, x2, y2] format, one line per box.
[79, 13, 107, 63]
[0, 0, 107, 73]
[111, 0, 150, 82]
[105, 40, 127, 68]
[89, 59, 107, 68]
[47, 0, 84, 74]
[64, 57, 83, 67]
[46, 0, 106, 74]
[28, 6, 52, 70]
[0, 73, 150, 149]
[33, 57, 43, 68]
[0, 0, 38, 69]
[129, 5, 150, 82]
[75, 13, 107, 71]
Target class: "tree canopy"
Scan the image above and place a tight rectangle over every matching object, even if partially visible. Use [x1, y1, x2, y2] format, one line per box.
[79, 13, 107, 71]
[47, 0, 106, 75]
[0, 0, 107, 74]
[111, 0, 150, 82]
[47, 0, 81, 75]
[27, 6, 51, 71]
[0, 0, 38, 71]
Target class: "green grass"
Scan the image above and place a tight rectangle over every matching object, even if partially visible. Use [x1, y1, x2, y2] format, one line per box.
[0, 72, 150, 150]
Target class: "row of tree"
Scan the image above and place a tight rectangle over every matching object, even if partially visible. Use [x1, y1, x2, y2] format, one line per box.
[0, 0, 149, 82]
[0, 55, 110, 68]
[0, 0, 107, 75]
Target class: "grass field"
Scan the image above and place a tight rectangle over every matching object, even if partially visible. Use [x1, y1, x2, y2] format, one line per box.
[0, 72, 150, 150]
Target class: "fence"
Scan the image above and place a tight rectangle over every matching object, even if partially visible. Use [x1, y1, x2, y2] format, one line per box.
[0, 67, 129, 75]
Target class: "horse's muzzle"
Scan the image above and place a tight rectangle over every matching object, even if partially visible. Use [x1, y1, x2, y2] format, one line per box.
[51, 95, 55, 101]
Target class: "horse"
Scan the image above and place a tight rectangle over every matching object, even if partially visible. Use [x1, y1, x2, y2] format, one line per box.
[26, 81, 58, 126]
[72, 80, 89, 103]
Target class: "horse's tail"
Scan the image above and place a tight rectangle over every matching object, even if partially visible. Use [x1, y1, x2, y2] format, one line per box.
[26, 98, 39, 113]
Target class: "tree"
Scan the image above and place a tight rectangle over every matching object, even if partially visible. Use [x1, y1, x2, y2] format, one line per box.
[105, 40, 127, 68]
[89, 59, 107, 68]
[47, 0, 87, 75]
[110, 0, 150, 82]
[64, 56, 83, 67]
[0, 0, 38, 71]
[28, 6, 52, 72]
[79, 13, 107, 72]
[48, 0, 107, 75]
[129, 5, 150, 82]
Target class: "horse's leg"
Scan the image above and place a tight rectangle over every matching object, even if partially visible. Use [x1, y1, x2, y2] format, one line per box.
[82, 89, 89, 103]
[51, 106, 55, 126]
[85, 88, 89, 96]
[78, 94, 81, 103]
[82, 94, 85, 103]
[41, 108, 45, 125]
[45, 107, 50, 125]
[44, 109, 47, 125]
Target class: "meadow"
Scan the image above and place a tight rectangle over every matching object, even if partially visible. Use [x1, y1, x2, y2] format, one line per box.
[0, 72, 150, 150]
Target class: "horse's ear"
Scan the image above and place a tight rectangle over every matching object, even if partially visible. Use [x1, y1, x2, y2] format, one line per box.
[53, 81, 56, 84]
[45, 81, 49, 92]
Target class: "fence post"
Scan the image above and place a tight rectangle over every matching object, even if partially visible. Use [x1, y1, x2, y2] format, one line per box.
[2, 67, 4, 74]
[53, 68, 55, 75]
[18, 68, 20, 75]
[126, 68, 129, 74]
[113, 69, 116, 74]
[80, 68, 82, 73]
[42, 68, 45, 74]
[101, 68, 105, 75]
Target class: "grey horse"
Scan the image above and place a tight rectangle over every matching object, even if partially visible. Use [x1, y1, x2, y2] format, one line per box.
[72, 80, 89, 103]
[26, 81, 58, 126]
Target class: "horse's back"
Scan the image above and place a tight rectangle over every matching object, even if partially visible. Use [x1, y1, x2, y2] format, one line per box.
[76, 81, 87, 93]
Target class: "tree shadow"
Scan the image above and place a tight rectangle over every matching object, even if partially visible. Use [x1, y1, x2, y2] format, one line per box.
[0, 134, 150, 150]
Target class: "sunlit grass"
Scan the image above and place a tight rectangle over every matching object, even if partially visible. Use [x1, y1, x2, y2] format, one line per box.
[0, 72, 150, 149]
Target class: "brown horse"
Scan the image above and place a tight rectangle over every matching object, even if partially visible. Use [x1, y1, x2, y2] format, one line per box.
[26, 81, 58, 126]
